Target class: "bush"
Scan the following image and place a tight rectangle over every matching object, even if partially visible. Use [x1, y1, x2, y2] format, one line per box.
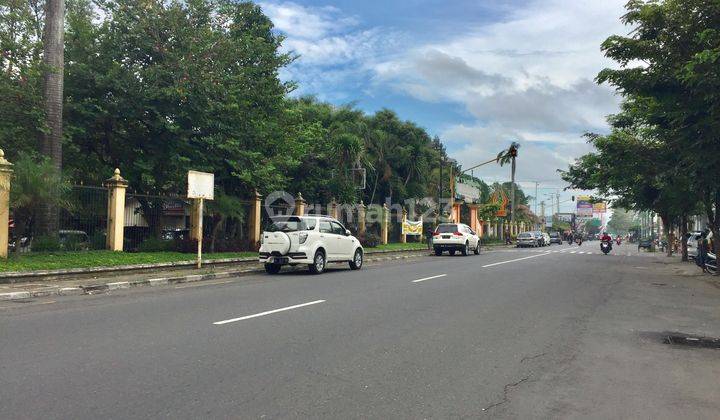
[361, 232, 381, 248]
[137, 237, 176, 252]
[32, 235, 61, 252]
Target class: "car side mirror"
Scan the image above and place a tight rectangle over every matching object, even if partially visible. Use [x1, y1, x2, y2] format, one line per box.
[345, 229, 351, 236]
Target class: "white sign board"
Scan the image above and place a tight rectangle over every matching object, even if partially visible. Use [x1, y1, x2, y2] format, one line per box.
[187, 171, 214, 200]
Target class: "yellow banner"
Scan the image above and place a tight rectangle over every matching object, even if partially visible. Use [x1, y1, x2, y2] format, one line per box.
[402, 219, 423, 235]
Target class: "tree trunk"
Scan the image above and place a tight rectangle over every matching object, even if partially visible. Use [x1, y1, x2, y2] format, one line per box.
[209, 214, 225, 254]
[680, 214, 688, 262]
[37, 0, 65, 237]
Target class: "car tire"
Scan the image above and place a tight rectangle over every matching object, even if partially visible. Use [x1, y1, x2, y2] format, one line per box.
[349, 249, 363, 270]
[264, 263, 281, 274]
[474, 243, 480, 255]
[309, 250, 326, 274]
[461, 242, 469, 256]
[449, 250, 456, 256]
[434, 247, 443, 256]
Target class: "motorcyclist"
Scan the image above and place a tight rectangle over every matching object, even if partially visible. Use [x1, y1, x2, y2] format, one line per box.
[600, 231, 612, 253]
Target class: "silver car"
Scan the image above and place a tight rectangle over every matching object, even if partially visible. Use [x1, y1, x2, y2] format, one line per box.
[517, 232, 540, 247]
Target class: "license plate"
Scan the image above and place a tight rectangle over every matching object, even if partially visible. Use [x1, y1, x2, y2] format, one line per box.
[442, 235, 450, 239]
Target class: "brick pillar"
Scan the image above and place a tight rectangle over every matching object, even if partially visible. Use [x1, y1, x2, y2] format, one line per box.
[249, 189, 262, 251]
[452, 202, 462, 223]
[468, 204, 478, 232]
[381, 203, 389, 245]
[329, 198, 338, 219]
[104, 169, 128, 252]
[294, 193, 306, 216]
[0, 150, 13, 259]
[478, 219, 484, 237]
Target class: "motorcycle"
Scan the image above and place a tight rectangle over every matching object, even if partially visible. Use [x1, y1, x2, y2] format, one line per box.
[706, 252, 717, 274]
[601, 240, 612, 255]
[616, 237, 622, 246]
[575, 237, 583, 246]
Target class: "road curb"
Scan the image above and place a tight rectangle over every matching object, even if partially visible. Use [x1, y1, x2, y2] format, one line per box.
[0, 247, 514, 301]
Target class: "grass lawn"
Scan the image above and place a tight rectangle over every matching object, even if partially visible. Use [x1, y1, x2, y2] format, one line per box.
[366, 242, 427, 251]
[1, 242, 430, 273]
[1, 250, 257, 272]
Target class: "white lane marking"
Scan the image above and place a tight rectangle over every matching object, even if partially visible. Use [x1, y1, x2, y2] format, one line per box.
[482, 252, 551, 268]
[578, 251, 585, 254]
[586, 252, 593, 255]
[412, 274, 448, 283]
[570, 251, 577, 254]
[213, 300, 325, 325]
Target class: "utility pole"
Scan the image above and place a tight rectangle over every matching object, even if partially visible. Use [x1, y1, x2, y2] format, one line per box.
[540, 201, 545, 231]
[510, 153, 516, 226]
[534, 182, 539, 220]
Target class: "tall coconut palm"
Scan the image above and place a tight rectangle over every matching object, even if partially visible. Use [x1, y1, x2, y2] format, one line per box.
[37, 0, 64, 236]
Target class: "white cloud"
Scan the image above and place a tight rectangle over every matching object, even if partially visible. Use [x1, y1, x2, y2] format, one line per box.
[369, 0, 628, 192]
[261, 1, 401, 99]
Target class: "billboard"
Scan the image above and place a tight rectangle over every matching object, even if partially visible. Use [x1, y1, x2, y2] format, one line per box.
[593, 202, 607, 213]
[556, 213, 575, 223]
[576, 195, 593, 217]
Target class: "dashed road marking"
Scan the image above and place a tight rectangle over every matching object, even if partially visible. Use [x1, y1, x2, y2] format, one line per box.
[482, 252, 552, 268]
[213, 300, 326, 325]
[412, 274, 448, 283]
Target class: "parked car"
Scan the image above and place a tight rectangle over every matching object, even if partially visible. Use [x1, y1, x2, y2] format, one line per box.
[638, 238, 653, 250]
[517, 231, 540, 247]
[549, 232, 562, 244]
[258, 215, 363, 274]
[59, 230, 90, 250]
[432, 223, 480, 256]
[686, 231, 703, 259]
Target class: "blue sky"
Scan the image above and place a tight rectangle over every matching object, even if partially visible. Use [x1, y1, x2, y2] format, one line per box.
[259, 0, 629, 214]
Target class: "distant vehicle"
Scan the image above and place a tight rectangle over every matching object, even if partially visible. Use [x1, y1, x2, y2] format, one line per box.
[432, 223, 480, 256]
[548, 232, 562, 244]
[530, 231, 547, 246]
[517, 231, 540, 247]
[638, 238, 653, 250]
[686, 231, 703, 259]
[541, 232, 551, 246]
[58, 230, 90, 250]
[601, 239, 612, 255]
[258, 215, 363, 274]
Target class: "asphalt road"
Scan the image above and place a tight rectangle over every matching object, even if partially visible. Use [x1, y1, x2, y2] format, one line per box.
[1, 243, 719, 419]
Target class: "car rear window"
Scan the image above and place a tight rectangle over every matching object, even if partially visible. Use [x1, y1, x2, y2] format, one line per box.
[436, 224, 459, 233]
[266, 216, 316, 232]
[518, 233, 532, 238]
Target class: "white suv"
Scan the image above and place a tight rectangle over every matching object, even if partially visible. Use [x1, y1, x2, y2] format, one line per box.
[432, 223, 480, 256]
[259, 215, 364, 274]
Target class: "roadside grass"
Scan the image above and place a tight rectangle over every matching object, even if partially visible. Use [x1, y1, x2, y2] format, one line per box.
[367, 242, 427, 251]
[1, 251, 256, 272]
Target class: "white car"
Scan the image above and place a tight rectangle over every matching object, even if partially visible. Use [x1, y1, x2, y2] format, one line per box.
[542, 232, 551, 246]
[432, 223, 480, 256]
[686, 231, 703, 259]
[259, 215, 363, 274]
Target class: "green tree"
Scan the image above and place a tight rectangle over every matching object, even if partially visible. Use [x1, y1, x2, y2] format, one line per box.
[596, 0, 720, 253]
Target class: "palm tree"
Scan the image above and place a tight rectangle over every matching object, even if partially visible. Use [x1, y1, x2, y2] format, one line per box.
[37, 0, 65, 236]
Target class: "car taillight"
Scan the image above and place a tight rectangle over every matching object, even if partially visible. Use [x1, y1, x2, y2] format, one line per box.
[299, 232, 308, 244]
[432, 232, 439, 236]
[453, 231, 462, 236]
